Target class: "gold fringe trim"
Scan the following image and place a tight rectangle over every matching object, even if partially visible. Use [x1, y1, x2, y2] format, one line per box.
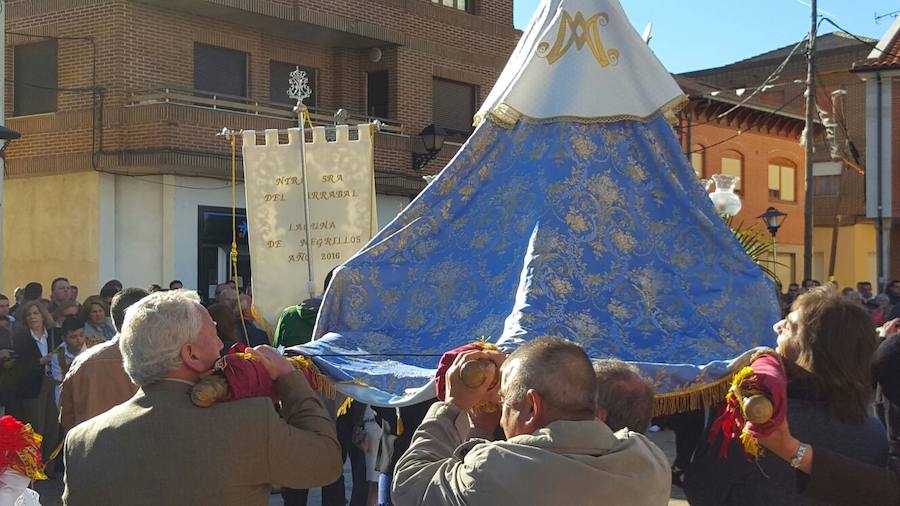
[475, 94, 688, 129]
[288, 355, 337, 400]
[653, 348, 767, 416]
[654, 373, 734, 416]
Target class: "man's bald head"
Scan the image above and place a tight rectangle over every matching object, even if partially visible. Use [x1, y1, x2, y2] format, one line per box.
[593, 359, 655, 433]
[502, 336, 597, 421]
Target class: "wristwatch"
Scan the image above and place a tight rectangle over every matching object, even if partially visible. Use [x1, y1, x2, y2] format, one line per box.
[790, 442, 809, 468]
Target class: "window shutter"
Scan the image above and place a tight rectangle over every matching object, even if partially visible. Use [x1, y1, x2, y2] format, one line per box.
[14, 40, 58, 116]
[433, 78, 476, 136]
[194, 44, 248, 97]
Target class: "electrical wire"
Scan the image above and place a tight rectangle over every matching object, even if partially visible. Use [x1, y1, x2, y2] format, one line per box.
[711, 38, 807, 119]
[5, 79, 97, 93]
[117, 174, 233, 190]
[287, 353, 445, 358]
[683, 36, 807, 128]
[690, 90, 806, 154]
[821, 17, 900, 61]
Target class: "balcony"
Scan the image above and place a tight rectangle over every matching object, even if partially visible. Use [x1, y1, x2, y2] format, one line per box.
[127, 87, 404, 134]
[86, 87, 423, 191]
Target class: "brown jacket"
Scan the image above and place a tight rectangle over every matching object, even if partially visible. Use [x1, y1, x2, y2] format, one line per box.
[58, 337, 138, 430]
[803, 446, 900, 505]
[63, 371, 342, 506]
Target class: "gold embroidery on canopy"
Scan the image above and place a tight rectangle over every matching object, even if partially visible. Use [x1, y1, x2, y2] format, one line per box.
[473, 95, 688, 129]
[537, 11, 620, 67]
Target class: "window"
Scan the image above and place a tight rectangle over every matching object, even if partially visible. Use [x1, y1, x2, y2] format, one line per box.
[433, 78, 477, 137]
[14, 40, 58, 116]
[367, 71, 389, 118]
[431, 0, 471, 12]
[720, 151, 743, 192]
[768, 161, 796, 201]
[270, 61, 317, 109]
[690, 145, 704, 178]
[193, 43, 247, 97]
[814, 175, 841, 196]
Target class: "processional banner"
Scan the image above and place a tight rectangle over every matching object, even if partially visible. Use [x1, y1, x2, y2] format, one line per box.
[241, 125, 376, 327]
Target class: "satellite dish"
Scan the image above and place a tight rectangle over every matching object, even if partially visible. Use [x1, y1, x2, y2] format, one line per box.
[642, 22, 653, 44]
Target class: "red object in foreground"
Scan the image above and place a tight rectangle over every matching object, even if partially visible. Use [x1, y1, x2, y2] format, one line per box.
[0, 415, 46, 480]
[220, 353, 276, 402]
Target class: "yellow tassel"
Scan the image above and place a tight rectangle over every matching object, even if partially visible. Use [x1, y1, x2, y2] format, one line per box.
[397, 410, 404, 436]
[47, 441, 64, 463]
[740, 429, 761, 458]
[336, 396, 353, 417]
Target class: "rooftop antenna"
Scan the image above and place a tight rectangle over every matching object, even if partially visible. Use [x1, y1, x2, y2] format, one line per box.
[875, 10, 900, 23]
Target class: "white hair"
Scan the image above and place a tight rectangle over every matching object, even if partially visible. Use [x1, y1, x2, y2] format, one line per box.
[119, 289, 204, 386]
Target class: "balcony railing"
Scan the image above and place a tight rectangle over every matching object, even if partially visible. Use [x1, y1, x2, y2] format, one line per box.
[127, 87, 404, 134]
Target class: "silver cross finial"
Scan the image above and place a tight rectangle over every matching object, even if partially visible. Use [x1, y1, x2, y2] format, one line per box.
[287, 67, 312, 106]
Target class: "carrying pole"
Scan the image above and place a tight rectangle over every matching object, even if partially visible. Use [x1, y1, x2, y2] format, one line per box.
[289, 67, 317, 298]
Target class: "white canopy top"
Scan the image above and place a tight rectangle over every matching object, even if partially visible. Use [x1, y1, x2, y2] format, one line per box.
[476, 0, 685, 126]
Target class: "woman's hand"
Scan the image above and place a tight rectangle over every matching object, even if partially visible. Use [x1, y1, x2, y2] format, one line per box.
[754, 419, 814, 474]
[756, 419, 799, 462]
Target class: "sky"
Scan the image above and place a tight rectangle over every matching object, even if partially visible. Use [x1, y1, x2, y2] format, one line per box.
[512, 0, 899, 73]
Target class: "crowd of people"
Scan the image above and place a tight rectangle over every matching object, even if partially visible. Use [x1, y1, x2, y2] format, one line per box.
[0, 275, 898, 505]
[780, 278, 900, 325]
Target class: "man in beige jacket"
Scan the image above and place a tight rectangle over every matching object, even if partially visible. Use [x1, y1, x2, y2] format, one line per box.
[58, 287, 147, 430]
[392, 336, 670, 506]
[63, 290, 342, 506]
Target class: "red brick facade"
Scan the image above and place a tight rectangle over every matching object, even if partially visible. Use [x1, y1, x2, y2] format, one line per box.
[684, 34, 872, 227]
[6, 0, 519, 194]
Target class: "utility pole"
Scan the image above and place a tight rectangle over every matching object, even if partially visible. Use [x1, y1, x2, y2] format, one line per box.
[0, 0, 7, 292]
[803, 0, 817, 281]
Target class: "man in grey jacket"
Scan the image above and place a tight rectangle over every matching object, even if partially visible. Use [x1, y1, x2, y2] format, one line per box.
[392, 336, 670, 505]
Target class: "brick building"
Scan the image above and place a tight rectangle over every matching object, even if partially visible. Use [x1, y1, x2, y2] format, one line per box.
[683, 32, 876, 288]
[3, 0, 519, 297]
[853, 16, 900, 289]
[675, 76, 807, 285]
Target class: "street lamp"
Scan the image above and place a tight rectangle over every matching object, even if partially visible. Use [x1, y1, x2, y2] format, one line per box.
[412, 124, 446, 170]
[758, 206, 788, 267]
[0, 125, 21, 154]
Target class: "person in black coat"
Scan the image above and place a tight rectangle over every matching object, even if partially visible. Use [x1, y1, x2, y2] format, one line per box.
[11, 300, 61, 471]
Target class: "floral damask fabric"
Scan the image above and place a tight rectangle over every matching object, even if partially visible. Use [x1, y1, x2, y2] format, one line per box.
[295, 115, 780, 406]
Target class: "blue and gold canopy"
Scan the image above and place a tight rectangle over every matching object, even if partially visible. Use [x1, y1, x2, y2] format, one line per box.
[293, 0, 780, 410]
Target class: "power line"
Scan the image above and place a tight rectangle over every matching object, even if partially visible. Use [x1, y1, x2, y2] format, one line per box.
[710, 38, 807, 119]
[690, 90, 806, 154]
[5, 78, 97, 93]
[820, 17, 900, 61]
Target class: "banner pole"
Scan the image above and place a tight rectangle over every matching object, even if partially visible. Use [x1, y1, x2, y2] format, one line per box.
[289, 68, 316, 299]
